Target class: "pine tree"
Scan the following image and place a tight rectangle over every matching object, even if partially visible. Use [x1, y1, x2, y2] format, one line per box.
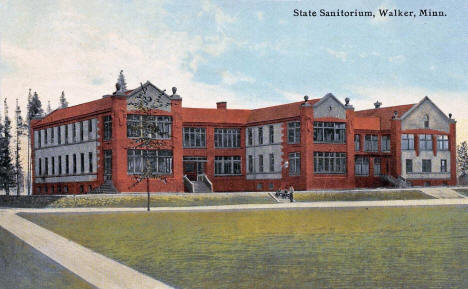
[0, 99, 16, 195]
[15, 99, 25, 195]
[457, 141, 468, 176]
[47, 100, 52, 114]
[27, 91, 44, 122]
[59, 91, 68, 108]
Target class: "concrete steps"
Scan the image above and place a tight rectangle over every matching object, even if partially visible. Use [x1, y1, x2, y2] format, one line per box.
[89, 181, 119, 194]
[192, 181, 211, 193]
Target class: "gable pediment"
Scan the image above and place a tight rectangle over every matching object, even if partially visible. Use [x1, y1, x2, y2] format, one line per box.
[127, 82, 171, 112]
[401, 97, 450, 132]
[313, 93, 346, 119]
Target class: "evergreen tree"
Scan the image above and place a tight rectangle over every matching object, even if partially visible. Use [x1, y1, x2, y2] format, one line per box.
[47, 100, 52, 114]
[117, 70, 127, 92]
[27, 91, 44, 122]
[59, 91, 68, 108]
[15, 99, 25, 195]
[0, 99, 16, 195]
[457, 141, 468, 176]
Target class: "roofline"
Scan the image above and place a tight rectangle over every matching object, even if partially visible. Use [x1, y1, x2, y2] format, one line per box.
[356, 103, 416, 113]
[399, 96, 450, 121]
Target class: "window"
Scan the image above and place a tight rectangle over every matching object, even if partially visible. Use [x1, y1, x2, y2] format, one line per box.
[183, 127, 206, 148]
[64, 185, 68, 193]
[437, 135, 449, 151]
[72, 123, 76, 142]
[247, 128, 253, 146]
[58, 126, 61, 145]
[440, 159, 447, 172]
[52, 157, 55, 175]
[354, 135, 360, 151]
[355, 156, 369, 176]
[89, 152, 93, 172]
[80, 121, 84, 141]
[65, 125, 69, 144]
[374, 158, 381, 176]
[258, 155, 264, 172]
[406, 159, 413, 173]
[401, 134, 414, 150]
[45, 157, 49, 176]
[314, 152, 346, 174]
[80, 153, 85, 173]
[88, 119, 92, 132]
[58, 156, 62, 175]
[127, 115, 172, 139]
[66, 155, 69, 174]
[80, 185, 84, 193]
[73, 154, 77, 174]
[258, 127, 263, 145]
[127, 150, 173, 175]
[381, 135, 390, 152]
[364, 135, 378, 152]
[269, 125, 274, 143]
[419, 134, 433, 151]
[214, 128, 241, 148]
[313, 122, 346, 143]
[51, 127, 54, 144]
[422, 159, 432, 172]
[44, 186, 48, 193]
[51, 186, 54, 194]
[104, 115, 112, 141]
[289, 152, 301, 176]
[423, 114, 429, 128]
[248, 155, 253, 173]
[39, 158, 42, 176]
[214, 156, 241, 175]
[44, 129, 48, 145]
[38, 131, 41, 148]
[269, 153, 274, 172]
[287, 121, 300, 144]
[58, 185, 62, 193]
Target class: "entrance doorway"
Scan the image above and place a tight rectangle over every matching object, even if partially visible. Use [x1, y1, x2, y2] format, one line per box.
[183, 156, 207, 181]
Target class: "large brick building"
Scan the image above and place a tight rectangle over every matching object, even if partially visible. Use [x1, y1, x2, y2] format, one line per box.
[30, 78, 457, 194]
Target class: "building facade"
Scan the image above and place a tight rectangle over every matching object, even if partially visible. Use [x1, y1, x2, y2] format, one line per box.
[30, 80, 457, 194]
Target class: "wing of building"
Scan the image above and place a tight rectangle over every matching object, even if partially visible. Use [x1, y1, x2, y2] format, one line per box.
[30, 80, 457, 194]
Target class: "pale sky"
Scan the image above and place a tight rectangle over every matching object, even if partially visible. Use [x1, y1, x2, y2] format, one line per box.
[0, 0, 467, 142]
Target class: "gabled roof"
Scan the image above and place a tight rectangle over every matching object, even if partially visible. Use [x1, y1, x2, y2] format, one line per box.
[313, 93, 345, 109]
[126, 81, 180, 100]
[182, 107, 251, 124]
[247, 99, 319, 123]
[400, 96, 451, 121]
[32, 97, 113, 127]
[355, 103, 415, 130]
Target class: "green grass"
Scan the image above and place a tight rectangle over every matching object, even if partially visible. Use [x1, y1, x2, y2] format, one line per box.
[0, 227, 93, 289]
[295, 190, 432, 202]
[22, 206, 468, 288]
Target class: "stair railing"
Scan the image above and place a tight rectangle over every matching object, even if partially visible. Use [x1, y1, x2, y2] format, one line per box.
[199, 174, 213, 192]
[183, 175, 195, 193]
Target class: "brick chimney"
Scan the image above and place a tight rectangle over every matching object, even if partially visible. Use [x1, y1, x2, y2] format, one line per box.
[216, 101, 227, 109]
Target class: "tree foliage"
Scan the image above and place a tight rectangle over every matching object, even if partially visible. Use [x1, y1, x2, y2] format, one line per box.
[27, 91, 44, 123]
[457, 141, 468, 176]
[0, 100, 16, 195]
[59, 91, 68, 108]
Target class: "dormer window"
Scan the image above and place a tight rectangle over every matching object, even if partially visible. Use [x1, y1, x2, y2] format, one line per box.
[423, 114, 429, 128]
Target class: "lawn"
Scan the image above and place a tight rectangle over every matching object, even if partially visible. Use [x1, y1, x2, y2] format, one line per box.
[0, 227, 93, 289]
[295, 190, 432, 202]
[21, 206, 468, 289]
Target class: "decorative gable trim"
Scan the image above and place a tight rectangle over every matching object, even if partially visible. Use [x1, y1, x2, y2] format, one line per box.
[313, 93, 346, 109]
[400, 96, 450, 122]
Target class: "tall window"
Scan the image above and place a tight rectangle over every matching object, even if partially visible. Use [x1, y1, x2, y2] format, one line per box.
[287, 121, 300, 144]
[269, 125, 274, 143]
[80, 121, 84, 141]
[364, 135, 378, 152]
[58, 126, 61, 145]
[401, 134, 414, 150]
[248, 155, 253, 173]
[374, 158, 381, 176]
[44, 129, 48, 145]
[314, 152, 346, 174]
[422, 159, 432, 172]
[214, 128, 241, 148]
[73, 154, 77, 174]
[58, 156, 62, 175]
[214, 156, 241, 175]
[52, 157, 55, 175]
[39, 158, 42, 176]
[406, 159, 413, 173]
[381, 135, 390, 152]
[419, 134, 433, 151]
[80, 153, 85, 173]
[258, 155, 264, 172]
[423, 114, 429, 128]
[72, 123, 76, 142]
[88, 119, 92, 132]
[65, 125, 69, 144]
[38, 131, 42, 148]
[437, 135, 449, 151]
[51, 127, 55, 144]
[66, 155, 69, 174]
[127, 150, 173, 175]
[354, 135, 360, 151]
[127, 115, 172, 139]
[269, 153, 274, 172]
[183, 127, 206, 148]
[89, 152, 93, 172]
[247, 128, 253, 146]
[45, 157, 49, 175]
[289, 152, 301, 176]
[355, 156, 369, 176]
[104, 115, 112, 140]
[313, 122, 346, 143]
[440, 159, 447, 172]
[258, 127, 263, 145]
